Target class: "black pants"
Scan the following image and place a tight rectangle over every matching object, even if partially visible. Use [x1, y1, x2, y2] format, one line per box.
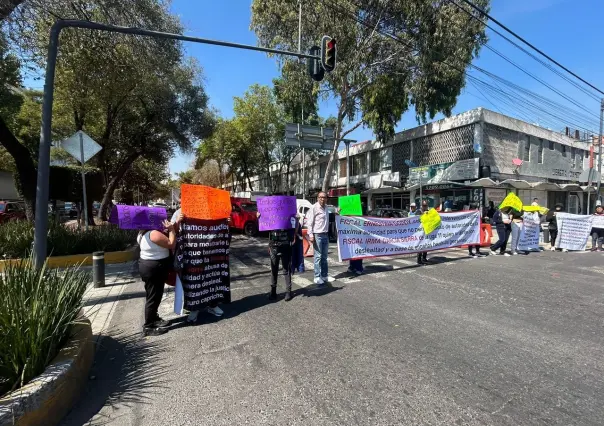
[490, 225, 510, 253]
[549, 229, 558, 247]
[417, 251, 427, 263]
[270, 245, 292, 291]
[468, 245, 481, 255]
[138, 258, 170, 328]
[592, 228, 604, 249]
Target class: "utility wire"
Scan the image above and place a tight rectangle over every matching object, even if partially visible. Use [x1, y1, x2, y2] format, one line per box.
[456, 0, 604, 97]
[321, 0, 599, 135]
[446, 0, 601, 103]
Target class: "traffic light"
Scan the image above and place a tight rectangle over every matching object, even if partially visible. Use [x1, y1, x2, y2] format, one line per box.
[307, 45, 325, 82]
[321, 36, 336, 73]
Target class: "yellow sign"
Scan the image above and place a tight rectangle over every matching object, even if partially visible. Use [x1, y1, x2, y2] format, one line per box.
[499, 193, 523, 212]
[420, 208, 441, 235]
[522, 205, 540, 212]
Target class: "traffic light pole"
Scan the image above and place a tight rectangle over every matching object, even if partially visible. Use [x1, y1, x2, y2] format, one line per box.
[597, 98, 604, 205]
[33, 19, 322, 269]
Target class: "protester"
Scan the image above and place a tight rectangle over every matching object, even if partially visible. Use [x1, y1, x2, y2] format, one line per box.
[490, 207, 511, 256]
[591, 205, 604, 252]
[532, 198, 540, 207]
[486, 201, 496, 220]
[137, 219, 176, 336]
[257, 212, 294, 301]
[408, 202, 418, 216]
[546, 204, 566, 252]
[509, 208, 524, 255]
[172, 209, 229, 322]
[291, 214, 305, 274]
[307, 192, 332, 285]
[468, 203, 484, 257]
[415, 200, 430, 265]
[336, 206, 363, 275]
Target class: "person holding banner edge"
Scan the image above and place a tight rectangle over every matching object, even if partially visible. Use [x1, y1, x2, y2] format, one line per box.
[590, 205, 604, 252]
[489, 207, 512, 256]
[545, 204, 566, 252]
[137, 219, 176, 336]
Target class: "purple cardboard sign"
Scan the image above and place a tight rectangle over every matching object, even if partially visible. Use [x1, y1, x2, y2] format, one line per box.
[108, 205, 167, 230]
[257, 196, 297, 231]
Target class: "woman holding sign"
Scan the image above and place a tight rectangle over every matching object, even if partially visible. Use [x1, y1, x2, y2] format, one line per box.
[138, 220, 176, 336]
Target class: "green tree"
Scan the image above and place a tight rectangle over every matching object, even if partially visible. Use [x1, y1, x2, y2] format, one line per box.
[251, 0, 489, 191]
[2, 0, 215, 222]
[232, 84, 283, 191]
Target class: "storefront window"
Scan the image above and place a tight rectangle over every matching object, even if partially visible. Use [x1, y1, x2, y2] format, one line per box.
[350, 154, 367, 176]
[370, 151, 381, 173]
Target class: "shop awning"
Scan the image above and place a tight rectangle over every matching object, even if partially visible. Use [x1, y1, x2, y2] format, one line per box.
[499, 179, 533, 189]
[467, 178, 499, 188]
[530, 182, 561, 191]
[558, 183, 583, 191]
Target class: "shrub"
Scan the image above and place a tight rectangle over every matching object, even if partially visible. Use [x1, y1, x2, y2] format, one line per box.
[0, 221, 138, 259]
[0, 258, 90, 396]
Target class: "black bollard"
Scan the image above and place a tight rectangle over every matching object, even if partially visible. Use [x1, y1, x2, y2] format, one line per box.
[93, 251, 105, 288]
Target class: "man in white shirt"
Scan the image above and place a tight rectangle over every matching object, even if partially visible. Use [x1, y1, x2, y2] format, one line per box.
[306, 192, 332, 285]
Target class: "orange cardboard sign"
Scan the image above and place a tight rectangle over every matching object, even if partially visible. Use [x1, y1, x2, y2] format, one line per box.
[181, 184, 232, 220]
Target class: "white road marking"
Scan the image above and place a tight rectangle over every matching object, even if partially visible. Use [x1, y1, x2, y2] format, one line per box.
[292, 274, 313, 288]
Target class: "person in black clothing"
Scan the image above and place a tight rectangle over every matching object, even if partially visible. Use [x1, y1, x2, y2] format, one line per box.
[489, 207, 511, 256]
[258, 212, 295, 302]
[545, 203, 564, 251]
[486, 201, 496, 220]
[468, 203, 484, 257]
[417, 200, 430, 265]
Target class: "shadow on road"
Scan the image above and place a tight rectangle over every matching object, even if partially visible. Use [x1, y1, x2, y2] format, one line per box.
[61, 330, 172, 426]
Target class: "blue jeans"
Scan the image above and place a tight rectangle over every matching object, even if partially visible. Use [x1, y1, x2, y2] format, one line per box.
[511, 222, 521, 253]
[313, 233, 329, 279]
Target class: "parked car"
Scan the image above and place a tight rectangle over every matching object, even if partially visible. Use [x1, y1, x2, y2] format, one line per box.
[367, 208, 408, 218]
[230, 197, 259, 237]
[63, 202, 78, 219]
[0, 201, 27, 224]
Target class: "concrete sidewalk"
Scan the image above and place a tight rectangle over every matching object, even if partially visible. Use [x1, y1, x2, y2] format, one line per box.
[80, 261, 138, 343]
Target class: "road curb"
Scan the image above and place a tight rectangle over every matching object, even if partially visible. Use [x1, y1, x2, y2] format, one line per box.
[0, 317, 95, 426]
[0, 249, 136, 272]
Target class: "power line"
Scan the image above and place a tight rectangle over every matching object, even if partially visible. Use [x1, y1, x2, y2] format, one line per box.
[446, 0, 601, 102]
[457, 0, 604, 97]
[321, 0, 599, 135]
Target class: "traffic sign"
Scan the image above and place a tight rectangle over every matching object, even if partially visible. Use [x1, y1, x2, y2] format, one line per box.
[59, 131, 102, 164]
[285, 123, 335, 150]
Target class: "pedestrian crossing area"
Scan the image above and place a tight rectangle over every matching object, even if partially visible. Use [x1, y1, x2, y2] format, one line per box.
[228, 244, 493, 289]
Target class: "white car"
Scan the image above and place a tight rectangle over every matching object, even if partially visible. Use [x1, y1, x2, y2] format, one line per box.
[296, 199, 313, 227]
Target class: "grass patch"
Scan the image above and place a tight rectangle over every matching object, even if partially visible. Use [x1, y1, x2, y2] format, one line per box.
[0, 258, 91, 396]
[0, 221, 137, 259]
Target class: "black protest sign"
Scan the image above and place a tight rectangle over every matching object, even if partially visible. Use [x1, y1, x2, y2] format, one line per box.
[177, 218, 231, 310]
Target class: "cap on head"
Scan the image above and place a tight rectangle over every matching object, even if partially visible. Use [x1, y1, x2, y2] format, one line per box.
[410, 203, 416, 207]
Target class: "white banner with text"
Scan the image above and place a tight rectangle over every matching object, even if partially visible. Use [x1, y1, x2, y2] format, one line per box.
[556, 213, 593, 251]
[517, 212, 541, 252]
[336, 211, 481, 261]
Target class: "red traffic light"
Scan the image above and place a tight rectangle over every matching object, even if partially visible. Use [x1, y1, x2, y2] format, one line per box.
[321, 36, 336, 73]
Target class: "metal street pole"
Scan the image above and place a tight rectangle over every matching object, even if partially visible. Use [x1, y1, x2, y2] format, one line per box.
[597, 98, 604, 204]
[79, 132, 89, 231]
[298, 1, 306, 200]
[419, 172, 423, 205]
[345, 141, 351, 195]
[33, 19, 322, 269]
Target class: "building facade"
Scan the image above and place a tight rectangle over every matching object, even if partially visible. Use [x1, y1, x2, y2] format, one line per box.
[230, 108, 598, 214]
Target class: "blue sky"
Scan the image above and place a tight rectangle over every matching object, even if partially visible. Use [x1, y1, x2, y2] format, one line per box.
[168, 0, 604, 176]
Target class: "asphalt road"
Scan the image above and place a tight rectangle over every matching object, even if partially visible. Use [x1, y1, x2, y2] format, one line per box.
[62, 237, 604, 426]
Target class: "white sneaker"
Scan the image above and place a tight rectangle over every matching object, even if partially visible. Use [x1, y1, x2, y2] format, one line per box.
[550, 247, 556, 251]
[207, 306, 224, 317]
[490, 250, 498, 256]
[187, 311, 199, 323]
[562, 249, 569, 253]
[503, 253, 511, 257]
[511, 251, 518, 256]
[314, 277, 325, 285]
[321, 276, 335, 283]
